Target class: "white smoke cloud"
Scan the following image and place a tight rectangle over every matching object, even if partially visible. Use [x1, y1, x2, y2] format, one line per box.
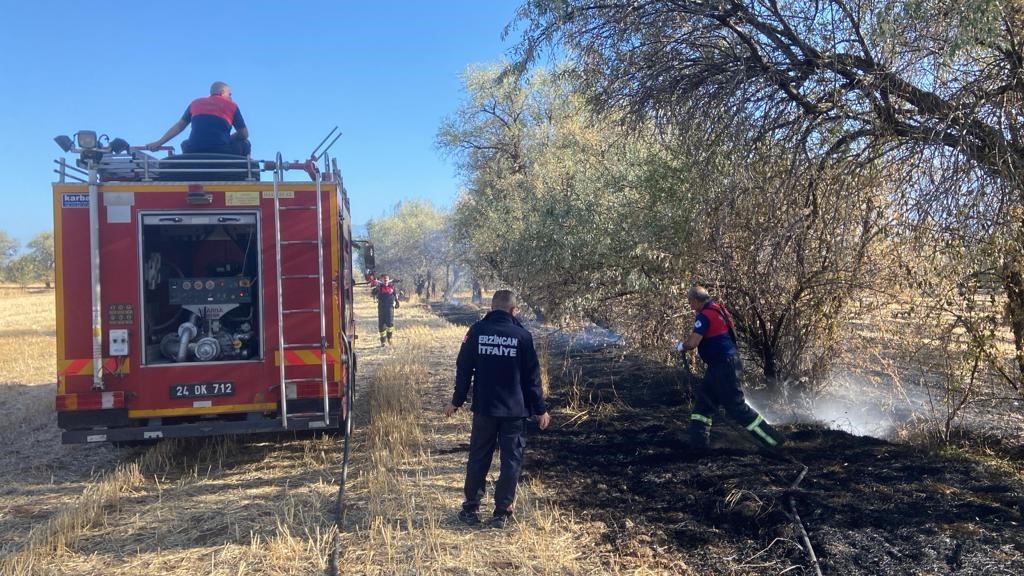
[750, 370, 931, 439]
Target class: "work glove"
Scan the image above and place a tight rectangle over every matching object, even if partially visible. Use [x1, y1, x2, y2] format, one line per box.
[394, 300, 400, 309]
[674, 341, 686, 354]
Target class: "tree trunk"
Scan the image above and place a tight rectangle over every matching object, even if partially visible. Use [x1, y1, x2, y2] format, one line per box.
[742, 327, 779, 392]
[471, 279, 482, 304]
[1002, 257, 1024, 386]
[443, 264, 451, 300]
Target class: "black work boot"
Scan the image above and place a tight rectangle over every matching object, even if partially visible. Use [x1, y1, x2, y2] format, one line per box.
[387, 333, 393, 345]
[457, 508, 480, 526]
[746, 416, 786, 449]
[687, 421, 711, 456]
[489, 508, 513, 528]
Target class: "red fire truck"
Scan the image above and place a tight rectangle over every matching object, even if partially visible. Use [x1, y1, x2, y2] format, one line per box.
[51, 130, 355, 443]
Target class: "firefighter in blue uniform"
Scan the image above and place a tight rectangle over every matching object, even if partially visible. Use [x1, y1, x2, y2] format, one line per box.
[444, 290, 551, 527]
[146, 81, 251, 156]
[677, 285, 785, 452]
[373, 273, 399, 346]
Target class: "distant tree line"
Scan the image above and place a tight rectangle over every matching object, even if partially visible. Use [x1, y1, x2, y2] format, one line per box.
[0, 230, 53, 288]
[365, 200, 471, 300]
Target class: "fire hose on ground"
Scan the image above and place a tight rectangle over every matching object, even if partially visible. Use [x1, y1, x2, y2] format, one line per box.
[781, 461, 823, 576]
[327, 333, 356, 576]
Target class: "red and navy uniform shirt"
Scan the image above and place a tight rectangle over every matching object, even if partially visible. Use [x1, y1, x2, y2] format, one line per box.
[180, 95, 246, 150]
[375, 280, 397, 309]
[693, 301, 738, 364]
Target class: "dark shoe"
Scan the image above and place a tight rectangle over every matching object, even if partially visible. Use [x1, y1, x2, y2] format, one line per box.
[379, 338, 386, 347]
[684, 434, 711, 457]
[747, 417, 786, 449]
[457, 509, 480, 526]
[686, 437, 711, 452]
[489, 512, 513, 528]
[688, 442, 711, 458]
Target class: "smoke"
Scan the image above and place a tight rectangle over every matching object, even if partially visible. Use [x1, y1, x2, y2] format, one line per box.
[524, 318, 937, 440]
[750, 371, 930, 440]
[539, 324, 623, 353]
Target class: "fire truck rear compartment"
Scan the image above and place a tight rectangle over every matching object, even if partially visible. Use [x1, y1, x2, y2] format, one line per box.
[140, 212, 262, 365]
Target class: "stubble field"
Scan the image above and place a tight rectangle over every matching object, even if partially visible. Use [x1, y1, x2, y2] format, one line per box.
[0, 288, 602, 575]
[2, 287, 1024, 575]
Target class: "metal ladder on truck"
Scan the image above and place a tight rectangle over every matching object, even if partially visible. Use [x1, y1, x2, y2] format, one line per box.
[272, 152, 331, 429]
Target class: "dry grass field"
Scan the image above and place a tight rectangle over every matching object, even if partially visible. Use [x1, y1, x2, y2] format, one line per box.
[0, 287, 608, 575]
[0, 287, 56, 385]
[7, 286, 1020, 574]
[0, 288, 137, 573]
[0, 289, 60, 451]
[331, 296, 606, 575]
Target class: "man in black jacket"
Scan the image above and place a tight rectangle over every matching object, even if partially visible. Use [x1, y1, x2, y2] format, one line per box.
[444, 290, 551, 527]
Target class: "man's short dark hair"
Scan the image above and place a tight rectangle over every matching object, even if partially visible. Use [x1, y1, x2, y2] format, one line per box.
[491, 290, 516, 312]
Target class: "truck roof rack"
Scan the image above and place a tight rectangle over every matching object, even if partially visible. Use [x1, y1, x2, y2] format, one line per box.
[53, 127, 345, 185]
[92, 152, 261, 182]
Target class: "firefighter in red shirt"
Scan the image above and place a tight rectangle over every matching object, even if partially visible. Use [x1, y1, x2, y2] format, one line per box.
[147, 81, 251, 156]
[677, 285, 785, 452]
[373, 273, 399, 346]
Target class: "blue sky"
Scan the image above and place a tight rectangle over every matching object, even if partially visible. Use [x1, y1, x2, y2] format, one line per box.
[0, 0, 523, 246]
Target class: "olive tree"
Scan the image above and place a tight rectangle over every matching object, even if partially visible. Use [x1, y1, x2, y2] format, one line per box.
[440, 64, 889, 388]
[365, 200, 451, 296]
[0, 230, 16, 274]
[514, 0, 1024, 386]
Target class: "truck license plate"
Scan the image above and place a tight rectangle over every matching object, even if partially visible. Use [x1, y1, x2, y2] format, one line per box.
[170, 382, 234, 399]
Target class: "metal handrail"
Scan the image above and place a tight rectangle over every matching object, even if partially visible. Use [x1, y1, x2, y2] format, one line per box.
[315, 170, 330, 425]
[153, 158, 258, 165]
[87, 162, 103, 390]
[90, 152, 261, 182]
[53, 170, 87, 183]
[141, 167, 255, 172]
[272, 152, 288, 428]
[53, 159, 89, 183]
[56, 149, 344, 184]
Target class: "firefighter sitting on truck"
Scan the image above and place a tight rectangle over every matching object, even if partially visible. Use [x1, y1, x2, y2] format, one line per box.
[676, 285, 785, 453]
[146, 81, 251, 156]
[373, 273, 399, 346]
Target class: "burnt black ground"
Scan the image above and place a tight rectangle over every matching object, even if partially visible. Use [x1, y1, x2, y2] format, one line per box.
[434, 301, 1024, 575]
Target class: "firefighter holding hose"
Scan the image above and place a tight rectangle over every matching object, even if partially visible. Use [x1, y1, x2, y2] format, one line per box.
[676, 285, 785, 453]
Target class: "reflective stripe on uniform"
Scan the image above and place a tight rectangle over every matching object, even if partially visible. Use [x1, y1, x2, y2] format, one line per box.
[746, 414, 778, 446]
[690, 413, 712, 426]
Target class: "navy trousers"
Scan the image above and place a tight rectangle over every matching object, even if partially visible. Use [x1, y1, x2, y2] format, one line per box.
[688, 356, 784, 449]
[377, 303, 395, 339]
[182, 138, 252, 156]
[462, 413, 527, 515]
